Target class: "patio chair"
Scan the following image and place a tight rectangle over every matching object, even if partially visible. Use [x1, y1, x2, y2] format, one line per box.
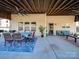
[12, 32, 23, 46]
[3, 33, 13, 46]
[27, 32, 35, 42]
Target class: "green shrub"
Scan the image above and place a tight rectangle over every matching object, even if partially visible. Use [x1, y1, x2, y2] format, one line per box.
[39, 25, 45, 33]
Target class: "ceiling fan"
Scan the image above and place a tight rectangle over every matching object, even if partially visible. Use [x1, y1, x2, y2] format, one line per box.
[15, 6, 26, 16]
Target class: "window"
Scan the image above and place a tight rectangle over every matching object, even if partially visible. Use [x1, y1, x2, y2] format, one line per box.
[76, 27, 79, 32]
[18, 22, 23, 31]
[0, 20, 1, 26]
[6, 20, 8, 23]
[76, 22, 79, 32]
[31, 22, 36, 31]
[24, 22, 30, 31]
[0, 19, 10, 31]
[18, 22, 36, 32]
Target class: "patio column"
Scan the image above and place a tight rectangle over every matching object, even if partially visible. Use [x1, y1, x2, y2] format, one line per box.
[45, 13, 48, 36]
[45, 13, 47, 31]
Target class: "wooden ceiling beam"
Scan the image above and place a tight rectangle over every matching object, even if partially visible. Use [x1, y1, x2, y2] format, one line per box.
[61, 10, 72, 14]
[23, 0, 34, 12]
[47, 0, 56, 14]
[30, 0, 37, 13]
[33, 0, 41, 12]
[40, 0, 44, 13]
[48, 0, 61, 14]
[55, 4, 79, 15]
[4, 0, 19, 13]
[0, 0, 78, 15]
[63, 1, 79, 9]
[48, 9, 73, 15]
[55, 0, 74, 14]
[48, 13, 74, 15]
[57, 0, 79, 15]
[0, 3, 12, 11]
[0, 1, 16, 11]
[71, 5, 79, 10]
[43, 0, 46, 12]
[52, 0, 68, 14]
[4, 0, 14, 7]
[37, 0, 41, 12]
[43, 0, 51, 13]
[5, 0, 25, 13]
[10, 0, 30, 13]
[0, 6, 11, 12]
[4, 0, 17, 9]
[66, 2, 79, 9]
[18, 0, 32, 13]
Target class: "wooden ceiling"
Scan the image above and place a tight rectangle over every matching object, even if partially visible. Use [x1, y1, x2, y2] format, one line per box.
[0, 0, 79, 15]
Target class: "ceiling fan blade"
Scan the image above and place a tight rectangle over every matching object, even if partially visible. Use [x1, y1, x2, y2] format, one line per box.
[14, 6, 27, 16]
[15, 6, 19, 12]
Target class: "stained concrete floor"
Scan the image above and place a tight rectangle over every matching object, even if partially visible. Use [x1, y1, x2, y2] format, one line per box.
[0, 36, 79, 59]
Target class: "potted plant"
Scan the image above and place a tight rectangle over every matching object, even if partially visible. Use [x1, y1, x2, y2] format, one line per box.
[39, 25, 45, 37]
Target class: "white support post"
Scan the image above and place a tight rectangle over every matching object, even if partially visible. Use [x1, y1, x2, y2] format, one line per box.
[45, 13, 47, 36]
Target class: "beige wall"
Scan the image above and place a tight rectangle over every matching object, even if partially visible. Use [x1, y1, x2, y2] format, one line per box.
[46, 16, 76, 35]
[11, 14, 76, 35]
[11, 14, 46, 32]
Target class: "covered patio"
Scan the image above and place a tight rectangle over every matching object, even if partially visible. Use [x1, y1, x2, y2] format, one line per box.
[0, 0, 79, 59]
[0, 36, 79, 59]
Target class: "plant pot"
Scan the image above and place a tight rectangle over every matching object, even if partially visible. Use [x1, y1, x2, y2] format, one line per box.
[41, 33, 44, 37]
[41, 34, 44, 37]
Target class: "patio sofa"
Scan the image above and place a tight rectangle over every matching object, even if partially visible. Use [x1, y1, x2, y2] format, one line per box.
[56, 30, 71, 36]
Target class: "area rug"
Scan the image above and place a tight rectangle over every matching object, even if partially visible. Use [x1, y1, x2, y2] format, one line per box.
[0, 38, 37, 52]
